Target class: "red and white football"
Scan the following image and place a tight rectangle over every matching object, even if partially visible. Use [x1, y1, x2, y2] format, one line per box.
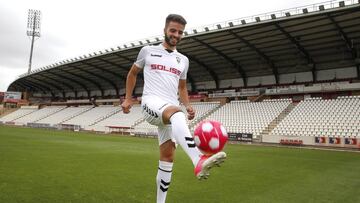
[193, 120, 228, 155]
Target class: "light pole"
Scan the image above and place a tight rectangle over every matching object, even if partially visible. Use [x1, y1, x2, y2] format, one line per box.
[27, 9, 41, 74]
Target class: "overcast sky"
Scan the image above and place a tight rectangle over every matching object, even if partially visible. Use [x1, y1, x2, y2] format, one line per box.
[0, 0, 327, 92]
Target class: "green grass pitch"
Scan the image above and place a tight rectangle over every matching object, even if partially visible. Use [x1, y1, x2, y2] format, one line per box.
[0, 125, 359, 203]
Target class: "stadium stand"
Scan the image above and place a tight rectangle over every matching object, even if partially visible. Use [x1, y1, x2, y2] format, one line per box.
[13, 106, 66, 125]
[132, 118, 158, 136]
[270, 96, 360, 138]
[182, 102, 221, 127]
[63, 105, 120, 129]
[89, 104, 142, 132]
[0, 106, 38, 123]
[204, 99, 292, 138]
[35, 106, 94, 126]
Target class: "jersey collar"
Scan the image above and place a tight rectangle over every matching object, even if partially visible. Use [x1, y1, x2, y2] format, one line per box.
[160, 43, 178, 53]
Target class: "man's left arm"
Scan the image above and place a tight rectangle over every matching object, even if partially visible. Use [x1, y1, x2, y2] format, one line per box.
[179, 79, 195, 120]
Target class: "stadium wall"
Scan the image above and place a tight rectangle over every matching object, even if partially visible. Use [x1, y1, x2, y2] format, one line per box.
[279, 72, 313, 83]
[119, 88, 125, 95]
[195, 81, 217, 90]
[90, 90, 102, 97]
[248, 75, 276, 86]
[193, 67, 358, 91]
[55, 92, 63, 98]
[23, 67, 359, 99]
[219, 78, 244, 88]
[77, 91, 88, 97]
[317, 67, 357, 81]
[262, 135, 359, 149]
[33, 92, 52, 97]
[247, 67, 357, 86]
[65, 92, 76, 98]
[263, 135, 314, 145]
[135, 86, 143, 94]
[104, 89, 117, 96]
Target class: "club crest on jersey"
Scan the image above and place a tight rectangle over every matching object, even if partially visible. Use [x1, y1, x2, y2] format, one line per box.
[176, 56, 181, 64]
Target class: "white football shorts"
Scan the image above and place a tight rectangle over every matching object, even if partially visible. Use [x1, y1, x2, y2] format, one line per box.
[141, 95, 178, 145]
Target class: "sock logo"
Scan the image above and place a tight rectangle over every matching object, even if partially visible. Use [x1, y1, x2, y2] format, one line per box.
[160, 179, 171, 192]
[185, 137, 196, 148]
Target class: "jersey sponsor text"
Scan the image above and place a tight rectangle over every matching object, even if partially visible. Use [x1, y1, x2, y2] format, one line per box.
[150, 64, 182, 76]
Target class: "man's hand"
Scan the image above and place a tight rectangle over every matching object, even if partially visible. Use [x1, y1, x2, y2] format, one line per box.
[121, 98, 133, 114]
[186, 105, 195, 120]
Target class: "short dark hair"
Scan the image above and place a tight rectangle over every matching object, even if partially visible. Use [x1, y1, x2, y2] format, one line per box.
[165, 14, 187, 27]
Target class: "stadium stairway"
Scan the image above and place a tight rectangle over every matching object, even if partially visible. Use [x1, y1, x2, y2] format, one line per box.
[28, 106, 67, 123]
[89, 108, 122, 126]
[0, 108, 36, 122]
[250, 93, 266, 102]
[189, 103, 223, 130]
[259, 102, 298, 141]
[131, 117, 145, 129]
[58, 106, 95, 124]
[0, 108, 18, 117]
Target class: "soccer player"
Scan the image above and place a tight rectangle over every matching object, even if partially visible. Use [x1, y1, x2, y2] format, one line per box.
[121, 14, 226, 203]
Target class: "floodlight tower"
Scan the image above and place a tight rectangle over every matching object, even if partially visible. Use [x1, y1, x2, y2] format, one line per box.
[26, 9, 41, 74]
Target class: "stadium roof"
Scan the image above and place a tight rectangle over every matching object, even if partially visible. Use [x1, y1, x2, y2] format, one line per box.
[7, 1, 360, 97]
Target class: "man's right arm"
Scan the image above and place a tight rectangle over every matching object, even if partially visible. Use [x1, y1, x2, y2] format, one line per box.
[121, 64, 141, 113]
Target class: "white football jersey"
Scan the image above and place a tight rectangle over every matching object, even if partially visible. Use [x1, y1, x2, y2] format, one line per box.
[134, 44, 189, 105]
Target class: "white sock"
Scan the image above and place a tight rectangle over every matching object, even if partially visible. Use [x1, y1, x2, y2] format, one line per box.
[156, 161, 173, 203]
[169, 112, 201, 166]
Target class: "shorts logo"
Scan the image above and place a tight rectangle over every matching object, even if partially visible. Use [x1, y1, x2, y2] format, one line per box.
[143, 104, 159, 118]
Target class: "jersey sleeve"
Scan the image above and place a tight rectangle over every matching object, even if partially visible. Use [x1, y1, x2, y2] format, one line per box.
[134, 46, 148, 69]
[180, 56, 189, 80]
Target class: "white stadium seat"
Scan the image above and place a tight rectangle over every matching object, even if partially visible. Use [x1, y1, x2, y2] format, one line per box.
[270, 96, 360, 138]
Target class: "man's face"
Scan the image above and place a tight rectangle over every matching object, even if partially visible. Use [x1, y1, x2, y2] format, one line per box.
[164, 21, 185, 47]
